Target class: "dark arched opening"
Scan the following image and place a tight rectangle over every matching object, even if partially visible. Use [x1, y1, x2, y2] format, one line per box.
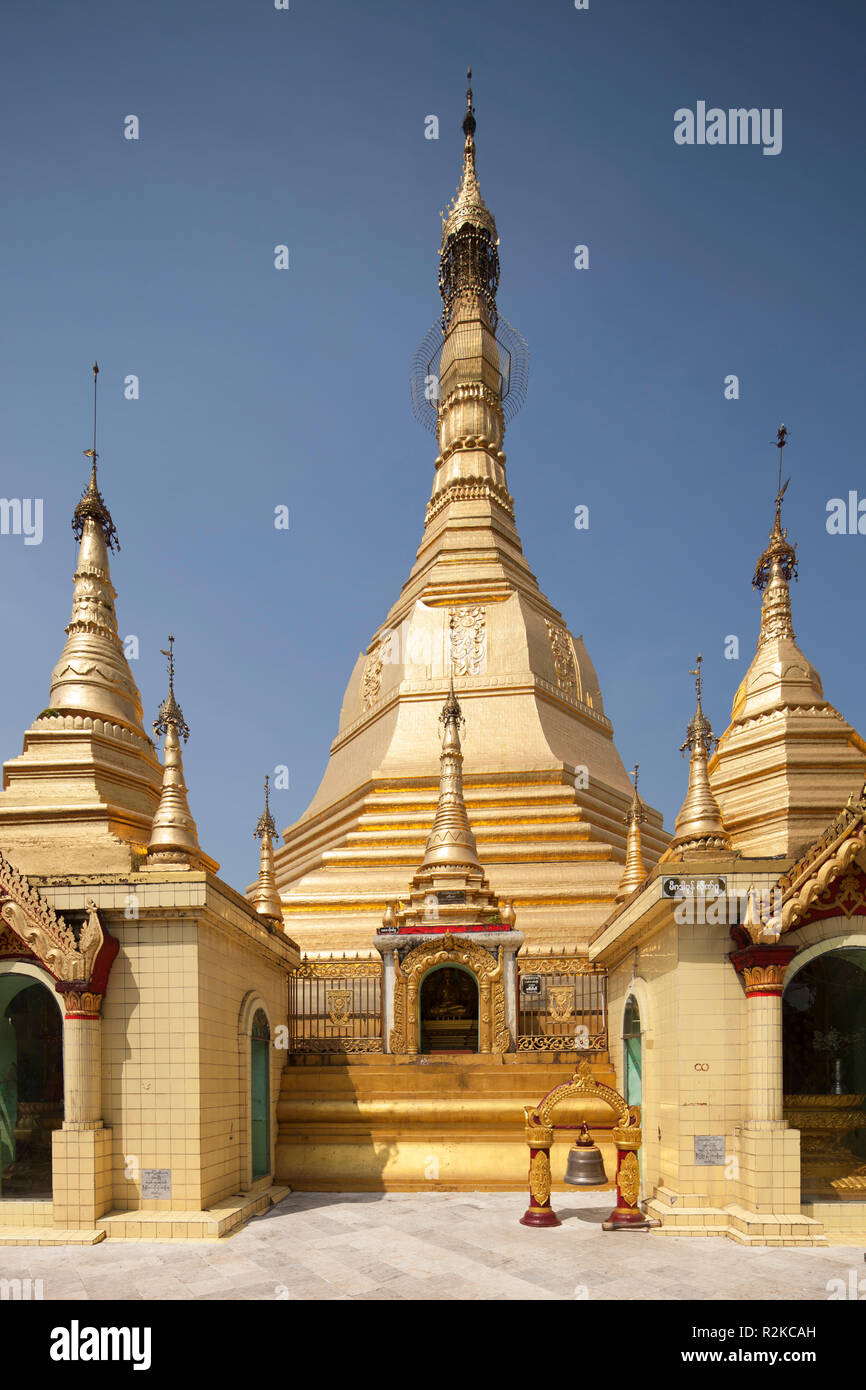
[0, 977, 63, 1199]
[251, 1008, 271, 1181]
[419, 966, 479, 1053]
[783, 947, 866, 1200]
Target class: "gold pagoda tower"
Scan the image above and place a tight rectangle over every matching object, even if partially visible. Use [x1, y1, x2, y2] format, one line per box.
[709, 428, 866, 855]
[270, 75, 668, 954]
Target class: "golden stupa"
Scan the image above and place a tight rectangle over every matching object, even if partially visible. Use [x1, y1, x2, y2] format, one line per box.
[269, 75, 669, 954]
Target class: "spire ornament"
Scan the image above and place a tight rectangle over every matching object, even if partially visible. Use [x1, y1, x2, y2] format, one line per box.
[616, 764, 648, 901]
[153, 635, 189, 743]
[752, 425, 798, 646]
[147, 636, 202, 866]
[411, 72, 528, 445]
[250, 774, 283, 921]
[669, 656, 729, 854]
[439, 69, 500, 332]
[72, 363, 119, 552]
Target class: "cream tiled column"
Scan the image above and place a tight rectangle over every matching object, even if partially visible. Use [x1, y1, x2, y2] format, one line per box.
[729, 945, 804, 1229]
[52, 988, 113, 1228]
[743, 980, 786, 1129]
[61, 993, 103, 1128]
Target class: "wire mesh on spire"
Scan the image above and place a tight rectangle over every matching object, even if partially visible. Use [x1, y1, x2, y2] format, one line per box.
[410, 314, 529, 433]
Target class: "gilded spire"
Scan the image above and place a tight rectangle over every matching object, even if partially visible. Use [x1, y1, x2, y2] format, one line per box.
[147, 636, 201, 865]
[420, 679, 483, 870]
[381, 677, 509, 932]
[251, 774, 283, 920]
[671, 656, 729, 852]
[48, 364, 145, 729]
[752, 425, 798, 646]
[616, 764, 648, 901]
[439, 68, 499, 332]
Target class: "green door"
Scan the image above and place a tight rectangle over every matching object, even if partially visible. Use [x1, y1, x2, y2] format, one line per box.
[624, 996, 642, 1108]
[623, 996, 642, 1196]
[251, 1010, 270, 1181]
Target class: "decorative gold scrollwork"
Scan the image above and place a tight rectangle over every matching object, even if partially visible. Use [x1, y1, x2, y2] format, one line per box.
[617, 1151, 640, 1208]
[529, 1148, 552, 1207]
[389, 932, 510, 1054]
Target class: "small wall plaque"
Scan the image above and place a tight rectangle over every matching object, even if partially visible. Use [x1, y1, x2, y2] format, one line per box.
[436, 890, 466, 904]
[662, 876, 726, 899]
[520, 975, 542, 995]
[141, 1168, 172, 1198]
[694, 1135, 726, 1166]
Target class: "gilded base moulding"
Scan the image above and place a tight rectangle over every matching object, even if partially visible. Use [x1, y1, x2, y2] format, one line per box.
[784, 1094, 866, 1198]
[277, 1052, 623, 1193]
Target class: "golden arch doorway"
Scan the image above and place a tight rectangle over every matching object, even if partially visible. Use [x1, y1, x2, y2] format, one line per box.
[420, 965, 479, 1053]
[389, 933, 510, 1055]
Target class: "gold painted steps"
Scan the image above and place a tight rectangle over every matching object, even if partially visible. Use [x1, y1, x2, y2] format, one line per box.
[276, 1052, 620, 1192]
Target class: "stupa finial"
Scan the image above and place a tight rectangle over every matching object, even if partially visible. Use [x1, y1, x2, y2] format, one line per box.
[148, 636, 201, 864]
[752, 425, 798, 645]
[154, 634, 189, 742]
[616, 762, 648, 901]
[670, 655, 729, 853]
[254, 774, 277, 843]
[251, 773, 283, 920]
[439, 69, 499, 332]
[73, 361, 119, 552]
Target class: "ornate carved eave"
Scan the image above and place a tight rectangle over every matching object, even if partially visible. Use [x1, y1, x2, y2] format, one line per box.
[727, 782, 866, 950]
[774, 784, 866, 936]
[0, 849, 117, 1010]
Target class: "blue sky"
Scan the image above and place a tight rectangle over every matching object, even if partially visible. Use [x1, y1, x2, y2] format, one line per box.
[0, 0, 863, 894]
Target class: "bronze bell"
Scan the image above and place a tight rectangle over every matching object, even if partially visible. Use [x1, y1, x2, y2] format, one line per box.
[563, 1121, 608, 1187]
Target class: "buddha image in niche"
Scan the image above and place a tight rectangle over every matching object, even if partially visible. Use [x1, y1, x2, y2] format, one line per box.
[424, 967, 477, 1020]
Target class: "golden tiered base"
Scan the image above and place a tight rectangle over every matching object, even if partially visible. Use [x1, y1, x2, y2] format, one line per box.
[277, 776, 670, 955]
[276, 1052, 619, 1192]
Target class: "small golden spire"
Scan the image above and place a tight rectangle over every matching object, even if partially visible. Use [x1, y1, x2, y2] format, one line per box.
[670, 656, 729, 853]
[147, 636, 201, 865]
[251, 774, 283, 920]
[616, 764, 648, 901]
[420, 678, 482, 871]
[48, 363, 144, 727]
[752, 425, 798, 646]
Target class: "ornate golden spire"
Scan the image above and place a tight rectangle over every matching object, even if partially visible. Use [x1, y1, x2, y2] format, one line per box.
[670, 656, 729, 853]
[48, 363, 145, 729]
[439, 68, 499, 332]
[147, 636, 202, 865]
[381, 678, 509, 933]
[616, 764, 648, 901]
[752, 425, 798, 646]
[420, 679, 483, 871]
[250, 774, 283, 920]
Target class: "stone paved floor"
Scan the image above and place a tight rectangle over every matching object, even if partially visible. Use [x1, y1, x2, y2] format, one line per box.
[0, 1193, 862, 1300]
